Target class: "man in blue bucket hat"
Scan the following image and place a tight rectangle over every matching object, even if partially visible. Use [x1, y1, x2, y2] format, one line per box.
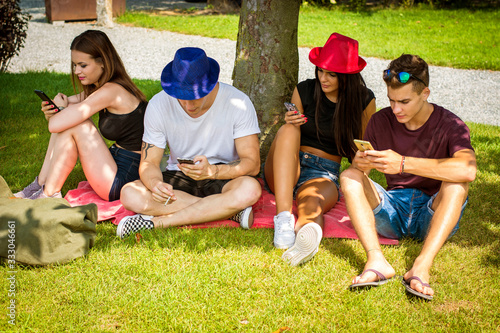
[118, 47, 261, 237]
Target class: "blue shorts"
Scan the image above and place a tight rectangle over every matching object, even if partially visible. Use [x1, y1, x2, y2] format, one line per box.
[372, 181, 467, 241]
[263, 151, 340, 197]
[108, 144, 141, 201]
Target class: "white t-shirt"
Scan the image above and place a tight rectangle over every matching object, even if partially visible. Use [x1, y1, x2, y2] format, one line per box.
[143, 82, 261, 171]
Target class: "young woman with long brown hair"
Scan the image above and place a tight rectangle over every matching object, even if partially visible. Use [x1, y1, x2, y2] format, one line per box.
[264, 33, 376, 265]
[15, 30, 147, 201]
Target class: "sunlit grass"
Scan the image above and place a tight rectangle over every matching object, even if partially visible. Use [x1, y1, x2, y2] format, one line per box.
[1, 72, 499, 332]
[116, 6, 500, 70]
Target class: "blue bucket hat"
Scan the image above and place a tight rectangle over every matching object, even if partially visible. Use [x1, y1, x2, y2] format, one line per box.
[161, 47, 220, 100]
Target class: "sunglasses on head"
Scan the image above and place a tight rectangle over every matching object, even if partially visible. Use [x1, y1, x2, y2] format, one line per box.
[383, 70, 427, 86]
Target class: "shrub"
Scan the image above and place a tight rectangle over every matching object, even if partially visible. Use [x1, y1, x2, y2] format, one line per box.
[0, 0, 31, 72]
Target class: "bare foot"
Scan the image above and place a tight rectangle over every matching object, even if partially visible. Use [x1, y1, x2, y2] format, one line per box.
[351, 250, 396, 285]
[403, 268, 434, 298]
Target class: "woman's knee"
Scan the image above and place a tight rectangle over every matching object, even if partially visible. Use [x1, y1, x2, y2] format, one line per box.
[276, 123, 300, 139]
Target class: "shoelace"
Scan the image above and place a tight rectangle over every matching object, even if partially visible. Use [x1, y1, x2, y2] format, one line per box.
[275, 215, 293, 232]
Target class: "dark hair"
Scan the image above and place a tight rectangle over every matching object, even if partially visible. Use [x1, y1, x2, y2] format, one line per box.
[313, 67, 369, 158]
[383, 54, 429, 94]
[70, 30, 146, 102]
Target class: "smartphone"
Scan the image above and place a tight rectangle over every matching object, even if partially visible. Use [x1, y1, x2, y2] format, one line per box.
[177, 157, 195, 165]
[284, 102, 300, 114]
[354, 139, 375, 152]
[34, 90, 60, 112]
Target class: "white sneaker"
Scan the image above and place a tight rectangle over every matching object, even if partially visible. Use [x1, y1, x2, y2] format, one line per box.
[273, 211, 296, 249]
[229, 206, 254, 229]
[282, 223, 322, 266]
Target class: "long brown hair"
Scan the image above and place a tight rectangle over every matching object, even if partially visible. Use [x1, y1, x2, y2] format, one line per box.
[313, 67, 369, 158]
[70, 30, 146, 102]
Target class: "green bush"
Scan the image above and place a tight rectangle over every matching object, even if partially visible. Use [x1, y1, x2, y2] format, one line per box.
[0, 0, 31, 72]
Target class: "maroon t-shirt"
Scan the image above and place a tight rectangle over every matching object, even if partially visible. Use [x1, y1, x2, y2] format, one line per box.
[364, 104, 474, 196]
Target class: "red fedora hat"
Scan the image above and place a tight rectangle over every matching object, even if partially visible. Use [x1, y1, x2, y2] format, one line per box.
[309, 33, 366, 74]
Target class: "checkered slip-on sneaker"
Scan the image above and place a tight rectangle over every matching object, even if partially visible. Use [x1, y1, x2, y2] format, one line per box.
[116, 214, 154, 239]
[229, 206, 253, 229]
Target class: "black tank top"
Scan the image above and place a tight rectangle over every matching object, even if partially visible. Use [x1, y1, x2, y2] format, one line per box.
[98, 101, 147, 151]
[297, 79, 374, 156]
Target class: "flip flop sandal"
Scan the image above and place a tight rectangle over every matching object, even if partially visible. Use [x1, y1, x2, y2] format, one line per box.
[349, 268, 391, 289]
[402, 276, 433, 300]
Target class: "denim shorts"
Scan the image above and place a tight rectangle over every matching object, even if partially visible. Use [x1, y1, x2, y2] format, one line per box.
[372, 181, 467, 241]
[109, 144, 141, 201]
[263, 151, 340, 197]
[162, 168, 231, 198]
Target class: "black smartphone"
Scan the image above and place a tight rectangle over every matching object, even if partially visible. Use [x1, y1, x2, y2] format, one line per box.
[177, 157, 195, 165]
[284, 102, 300, 114]
[34, 90, 60, 112]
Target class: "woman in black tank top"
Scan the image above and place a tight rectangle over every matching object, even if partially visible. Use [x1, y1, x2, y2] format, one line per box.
[14, 30, 147, 201]
[263, 33, 376, 265]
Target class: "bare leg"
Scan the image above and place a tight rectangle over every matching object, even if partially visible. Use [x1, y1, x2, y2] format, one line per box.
[340, 167, 396, 284]
[264, 124, 301, 214]
[39, 120, 117, 200]
[295, 178, 339, 232]
[403, 182, 469, 297]
[121, 176, 262, 227]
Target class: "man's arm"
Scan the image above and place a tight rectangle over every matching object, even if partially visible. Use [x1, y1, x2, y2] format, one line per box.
[178, 134, 260, 180]
[214, 134, 261, 179]
[139, 141, 174, 203]
[365, 148, 477, 183]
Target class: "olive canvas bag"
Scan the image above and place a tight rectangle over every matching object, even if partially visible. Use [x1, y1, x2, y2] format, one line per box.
[0, 176, 97, 266]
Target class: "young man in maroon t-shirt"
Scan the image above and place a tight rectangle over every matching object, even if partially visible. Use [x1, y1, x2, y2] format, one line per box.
[340, 54, 477, 300]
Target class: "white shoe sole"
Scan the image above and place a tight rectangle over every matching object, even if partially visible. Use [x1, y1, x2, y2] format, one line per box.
[239, 207, 254, 229]
[282, 223, 322, 266]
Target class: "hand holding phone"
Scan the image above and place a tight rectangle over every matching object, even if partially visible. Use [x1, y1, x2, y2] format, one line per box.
[177, 157, 195, 165]
[284, 102, 300, 114]
[354, 139, 375, 152]
[34, 90, 60, 112]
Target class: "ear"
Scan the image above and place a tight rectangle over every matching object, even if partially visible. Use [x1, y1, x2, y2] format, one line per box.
[421, 86, 430, 101]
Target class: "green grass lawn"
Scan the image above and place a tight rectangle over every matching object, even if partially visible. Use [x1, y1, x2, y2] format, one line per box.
[1, 72, 499, 331]
[117, 5, 500, 71]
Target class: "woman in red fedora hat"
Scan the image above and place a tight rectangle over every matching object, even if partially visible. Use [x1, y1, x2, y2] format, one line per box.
[263, 33, 376, 266]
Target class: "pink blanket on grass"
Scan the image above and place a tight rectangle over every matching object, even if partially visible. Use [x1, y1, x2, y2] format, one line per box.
[64, 180, 399, 245]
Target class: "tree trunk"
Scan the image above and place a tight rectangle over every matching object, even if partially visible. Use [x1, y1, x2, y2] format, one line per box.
[232, 0, 301, 161]
[96, 0, 113, 27]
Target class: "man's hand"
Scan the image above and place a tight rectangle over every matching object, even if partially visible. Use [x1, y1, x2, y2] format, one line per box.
[364, 149, 402, 175]
[178, 155, 216, 180]
[352, 150, 374, 173]
[149, 179, 176, 204]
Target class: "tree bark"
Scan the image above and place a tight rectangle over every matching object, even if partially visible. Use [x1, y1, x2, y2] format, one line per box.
[96, 0, 113, 27]
[232, 0, 301, 161]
